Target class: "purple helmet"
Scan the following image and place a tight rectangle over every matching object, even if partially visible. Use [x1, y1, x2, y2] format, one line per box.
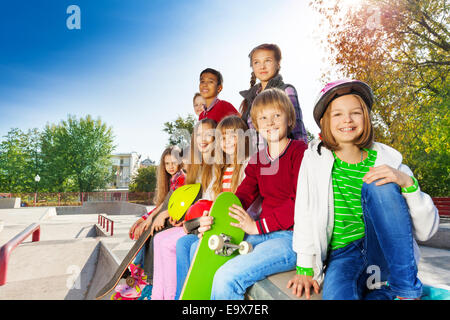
[313, 79, 374, 128]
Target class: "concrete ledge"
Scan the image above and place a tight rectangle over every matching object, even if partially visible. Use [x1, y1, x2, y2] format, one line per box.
[56, 202, 148, 216]
[0, 198, 21, 209]
[247, 270, 323, 300]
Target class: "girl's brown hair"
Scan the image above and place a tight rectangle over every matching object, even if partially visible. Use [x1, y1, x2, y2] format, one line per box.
[212, 116, 249, 199]
[185, 118, 217, 190]
[250, 88, 296, 134]
[320, 94, 374, 151]
[239, 43, 282, 115]
[154, 146, 183, 206]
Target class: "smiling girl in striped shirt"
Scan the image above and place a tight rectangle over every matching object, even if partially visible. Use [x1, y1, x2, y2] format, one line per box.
[288, 80, 439, 300]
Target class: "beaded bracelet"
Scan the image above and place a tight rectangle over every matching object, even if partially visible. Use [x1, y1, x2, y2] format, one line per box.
[296, 266, 314, 277]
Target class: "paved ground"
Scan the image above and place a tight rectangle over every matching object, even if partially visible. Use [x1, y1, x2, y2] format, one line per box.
[0, 206, 449, 300]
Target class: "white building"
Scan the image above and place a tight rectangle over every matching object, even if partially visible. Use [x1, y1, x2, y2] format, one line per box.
[109, 152, 141, 189]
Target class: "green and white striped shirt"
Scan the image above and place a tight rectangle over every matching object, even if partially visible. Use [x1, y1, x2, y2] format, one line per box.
[330, 149, 378, 250]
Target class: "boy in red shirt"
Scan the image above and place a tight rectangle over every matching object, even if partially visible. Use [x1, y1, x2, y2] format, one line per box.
[198, 68, 239, 123]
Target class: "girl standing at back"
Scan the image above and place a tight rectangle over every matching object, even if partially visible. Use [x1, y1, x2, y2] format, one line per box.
[288, 80, 439, 300]
[240, 43, 308, 149]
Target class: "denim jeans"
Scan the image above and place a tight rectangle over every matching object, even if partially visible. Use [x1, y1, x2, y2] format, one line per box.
[175, 231, 296, 300]
[211, 230, 296, 300]
[133, 245, 145, 267]
[322, 182, 422, 300]
[175, 234, 199, 300]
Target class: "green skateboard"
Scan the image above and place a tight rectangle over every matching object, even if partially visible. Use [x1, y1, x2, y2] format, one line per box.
[180, 192, 253, 300]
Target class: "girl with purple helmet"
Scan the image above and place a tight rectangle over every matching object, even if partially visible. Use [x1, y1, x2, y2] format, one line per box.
[287, 79, 439, 300]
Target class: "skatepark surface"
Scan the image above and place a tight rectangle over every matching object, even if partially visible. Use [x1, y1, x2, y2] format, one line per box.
[0, 203, 449, 300]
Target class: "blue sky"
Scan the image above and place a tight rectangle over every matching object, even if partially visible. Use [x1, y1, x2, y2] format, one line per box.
[0, 0, 338, 162]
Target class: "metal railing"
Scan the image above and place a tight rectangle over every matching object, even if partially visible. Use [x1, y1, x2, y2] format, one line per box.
[0, 223, 41, 286]
[98, 214, 114, 236]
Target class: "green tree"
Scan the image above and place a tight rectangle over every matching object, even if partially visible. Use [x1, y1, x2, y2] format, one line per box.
[312, 0, 449, 196]
[129, 165, 157, 192]
[39, 124, 75, 192]
[0, 128, 41, 193]
[57, 115, 116, 193]
[163, 114, 196, 148]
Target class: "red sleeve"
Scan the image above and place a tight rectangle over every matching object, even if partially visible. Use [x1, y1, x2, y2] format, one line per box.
[171, 171, 186, 191]
[255, 196, 296, 234]
[235, 158, 259, 211]
[255, 142, 306, 234]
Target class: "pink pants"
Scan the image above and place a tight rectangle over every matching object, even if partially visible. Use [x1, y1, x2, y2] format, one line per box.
[151, 226, 186, 300]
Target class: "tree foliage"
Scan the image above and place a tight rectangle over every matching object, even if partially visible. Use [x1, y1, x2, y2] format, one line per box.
[312, 0, 449, 196]
[0, 115, 116, 193]
[163, 114, 196, 149]
[128, 165, 157, 192]
[0, 128, 41, 192]
[58, 115, 115, 192]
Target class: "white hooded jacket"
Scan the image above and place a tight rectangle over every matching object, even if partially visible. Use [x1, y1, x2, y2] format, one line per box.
[292, 139, 440, 283]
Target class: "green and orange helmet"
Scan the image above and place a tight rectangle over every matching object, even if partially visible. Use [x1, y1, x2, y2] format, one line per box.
[167, 183, 202, 222]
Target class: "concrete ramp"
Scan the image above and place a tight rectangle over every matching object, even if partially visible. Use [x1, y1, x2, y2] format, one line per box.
[0, 198, 21, 209]
[0, 238, 100, 299]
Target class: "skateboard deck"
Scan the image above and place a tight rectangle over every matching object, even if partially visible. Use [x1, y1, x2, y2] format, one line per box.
[180, 192, 245, 300]
[95, 190, 174, 300]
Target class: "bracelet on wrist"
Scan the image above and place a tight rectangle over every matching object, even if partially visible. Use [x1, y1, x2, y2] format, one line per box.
[401, 176, 418, 193]
[296, 266, 314, 277]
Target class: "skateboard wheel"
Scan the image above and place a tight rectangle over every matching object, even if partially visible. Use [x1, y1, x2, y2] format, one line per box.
[126, 276, 136, 287]
[208, 234, 224, 251]
[238, 241, 253, 255]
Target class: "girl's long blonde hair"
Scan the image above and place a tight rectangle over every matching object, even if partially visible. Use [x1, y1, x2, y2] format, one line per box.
[185, 118, 217, 190]
[212, 116, 250, 199]
[154, 146, 183, 206]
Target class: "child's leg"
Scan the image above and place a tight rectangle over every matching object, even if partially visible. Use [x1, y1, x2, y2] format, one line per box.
[133, 245, 145, 267]
[210, 231, 296, 300]
[150, 229, 167, 299]
[322, 238, 366, 300]
[174, 234, 199, 300]
[151, 227, 186, 300]
[361, 181, 422, 299]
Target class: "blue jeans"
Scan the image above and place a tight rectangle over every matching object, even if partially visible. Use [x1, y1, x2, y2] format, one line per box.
[213, 231, 296, 300]
[322, 182, 422, 300]
[175, 231, 296, 300]
[175, 234, 199, 300]
[133, 245, 145, 267]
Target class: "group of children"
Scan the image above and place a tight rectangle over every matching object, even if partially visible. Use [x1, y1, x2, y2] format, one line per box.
[114, 43, 439, 301]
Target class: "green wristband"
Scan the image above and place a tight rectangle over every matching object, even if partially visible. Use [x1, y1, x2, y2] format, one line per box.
[296, 266, 314, 277]
[401, 176, 418, 193]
